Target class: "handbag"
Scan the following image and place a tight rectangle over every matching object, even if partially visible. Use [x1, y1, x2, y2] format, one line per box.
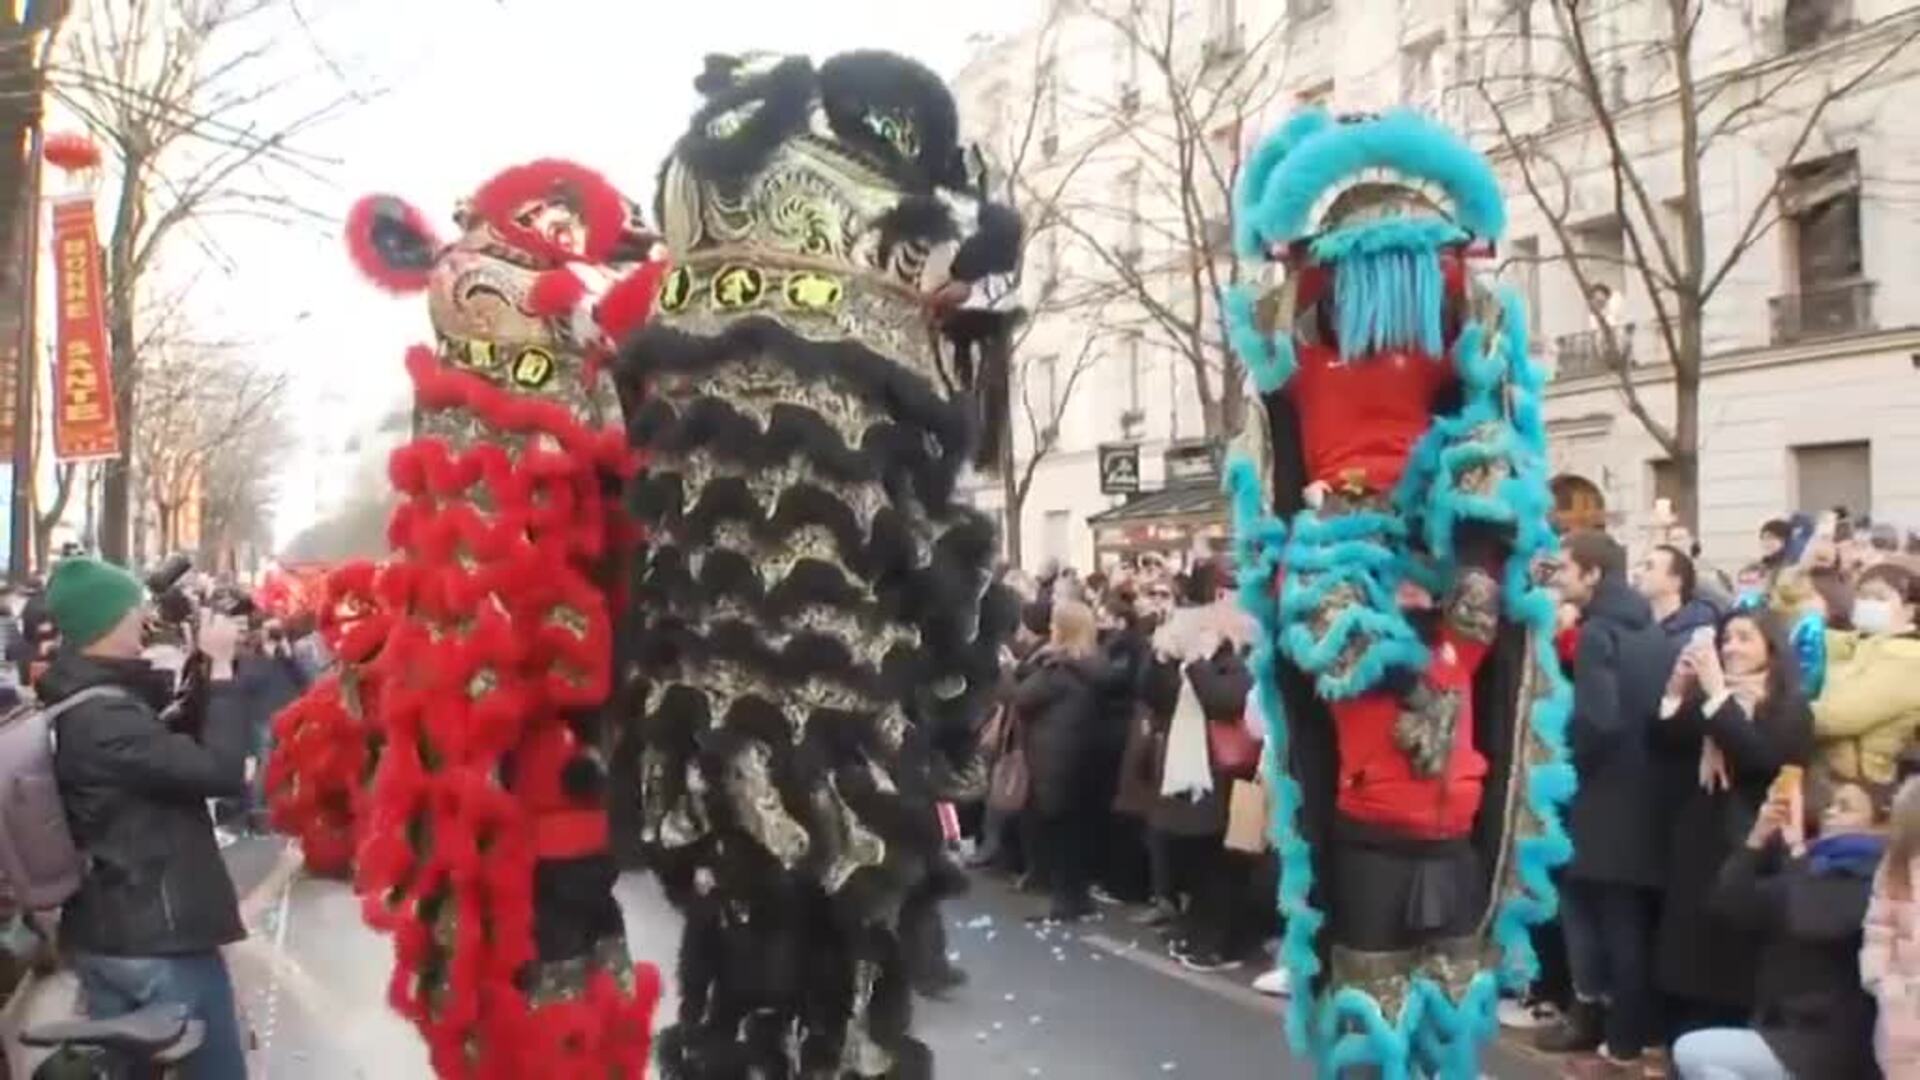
[1207, 717, 1260, 780]
[1224, 779, 1270, 853]
[986, 710, 1030, 813]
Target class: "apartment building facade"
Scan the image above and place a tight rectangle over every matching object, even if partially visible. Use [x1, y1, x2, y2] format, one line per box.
[954, 0, 1920, 570]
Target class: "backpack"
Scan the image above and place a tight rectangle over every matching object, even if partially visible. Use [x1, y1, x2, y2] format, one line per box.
[0, 686, 124, 910]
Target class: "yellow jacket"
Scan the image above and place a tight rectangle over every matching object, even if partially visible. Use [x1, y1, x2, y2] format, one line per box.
[1814, 631, 1920, 784]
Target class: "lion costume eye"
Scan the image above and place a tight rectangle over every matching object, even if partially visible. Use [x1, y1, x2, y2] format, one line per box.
[863, 110, 919, 160]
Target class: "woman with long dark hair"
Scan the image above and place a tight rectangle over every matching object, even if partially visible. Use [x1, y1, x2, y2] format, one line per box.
[1654, 608, 1816, 1041]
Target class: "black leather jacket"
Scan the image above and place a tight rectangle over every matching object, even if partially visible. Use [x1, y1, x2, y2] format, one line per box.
[43, 651, 248, 956]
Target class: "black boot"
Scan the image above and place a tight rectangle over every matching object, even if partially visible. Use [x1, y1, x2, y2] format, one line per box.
[1535, 997, 1604, 1054]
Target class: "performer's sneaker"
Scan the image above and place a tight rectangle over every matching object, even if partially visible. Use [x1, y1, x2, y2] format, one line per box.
[1251, 967, 1292, 996]
[1089, 885, 1123, 906]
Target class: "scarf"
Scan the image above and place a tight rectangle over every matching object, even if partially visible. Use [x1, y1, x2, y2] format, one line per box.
[1808, 832, 1886, 878]
[1160, 669, 1213, 802]
[1699, 670, 1769, 792]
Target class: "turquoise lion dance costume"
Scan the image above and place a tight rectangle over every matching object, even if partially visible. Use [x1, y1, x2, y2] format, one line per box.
[1222, 108, 1577, 1078]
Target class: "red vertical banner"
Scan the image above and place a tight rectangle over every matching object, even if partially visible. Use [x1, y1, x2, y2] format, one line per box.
[48, 196, 120, 462]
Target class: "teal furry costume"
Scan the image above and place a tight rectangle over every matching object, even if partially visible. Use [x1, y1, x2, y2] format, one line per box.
[1222, 109, 1576, 1078]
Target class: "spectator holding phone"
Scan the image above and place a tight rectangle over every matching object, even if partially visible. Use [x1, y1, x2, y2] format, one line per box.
[1673, 777, 1882, 1079]
[1654, 608, 1815, 1044]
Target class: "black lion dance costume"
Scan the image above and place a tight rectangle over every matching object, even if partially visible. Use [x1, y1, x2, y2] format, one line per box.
[614, 52, 1021, 1078]
[271, 160, 669, 1078]
[1222, 109, 1576, 1078]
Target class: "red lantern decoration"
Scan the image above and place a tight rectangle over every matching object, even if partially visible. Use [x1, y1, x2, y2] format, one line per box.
[43, 133, 101, 173]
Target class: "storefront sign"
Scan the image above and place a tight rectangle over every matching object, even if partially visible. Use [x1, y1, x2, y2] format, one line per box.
[1098, 443, 1141, 494]
[49, 197, 121, 462]
[1163, 439, 1220, 486]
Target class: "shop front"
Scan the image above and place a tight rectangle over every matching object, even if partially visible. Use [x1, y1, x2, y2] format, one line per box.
[1086, 440, 1227, 572]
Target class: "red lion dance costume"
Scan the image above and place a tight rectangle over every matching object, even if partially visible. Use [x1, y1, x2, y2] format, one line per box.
[271, 160, 666, 1077]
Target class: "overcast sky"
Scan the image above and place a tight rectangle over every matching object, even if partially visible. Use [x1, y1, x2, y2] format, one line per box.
[163, 0, 1036, 548]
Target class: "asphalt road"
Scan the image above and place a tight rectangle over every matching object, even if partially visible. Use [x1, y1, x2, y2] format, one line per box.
[6, 837, 1560, 1078]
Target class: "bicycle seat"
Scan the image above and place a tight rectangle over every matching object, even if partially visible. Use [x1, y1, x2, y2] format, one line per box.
[20, 1002, 202, 1059]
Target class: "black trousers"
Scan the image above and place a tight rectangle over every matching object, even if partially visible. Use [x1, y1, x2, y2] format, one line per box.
[1561, 879, 1656, 1058]
[1039, 810, 1091, 915]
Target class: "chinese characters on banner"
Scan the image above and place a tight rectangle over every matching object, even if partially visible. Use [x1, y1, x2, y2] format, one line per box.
[49, 197, 120, 462]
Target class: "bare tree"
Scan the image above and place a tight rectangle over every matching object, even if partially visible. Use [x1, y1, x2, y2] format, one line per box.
[965, 8, 1114, 566]
[1036, 0, 1292, 444]
[130, 341, 286, 559]
[49, 0, 365, 562]
[1469, 1, 1919, 529]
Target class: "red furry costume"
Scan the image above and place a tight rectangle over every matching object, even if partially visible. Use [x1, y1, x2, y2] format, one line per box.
[266, 560, 391, 876]
[270, 160, 665, 1078]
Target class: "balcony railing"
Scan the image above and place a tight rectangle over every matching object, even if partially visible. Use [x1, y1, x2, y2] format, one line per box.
[1553, 325, 1634, 381]
[1769, 279, 1875, 344]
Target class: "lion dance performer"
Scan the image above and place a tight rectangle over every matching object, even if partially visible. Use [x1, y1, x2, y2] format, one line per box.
[614, 52, 1022, 1078]
[1221, 108, 1577, 1078]
[276, 160, 668, 1078]
[266, 560, 391, 876]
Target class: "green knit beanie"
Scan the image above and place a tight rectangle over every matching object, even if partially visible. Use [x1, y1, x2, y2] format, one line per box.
[46, 556, 146, 648]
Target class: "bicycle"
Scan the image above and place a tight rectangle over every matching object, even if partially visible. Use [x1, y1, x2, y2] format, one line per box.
[19, 1002, 204, 1079]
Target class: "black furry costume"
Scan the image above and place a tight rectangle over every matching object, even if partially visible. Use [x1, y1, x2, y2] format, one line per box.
[614, 51, 1020, 1078]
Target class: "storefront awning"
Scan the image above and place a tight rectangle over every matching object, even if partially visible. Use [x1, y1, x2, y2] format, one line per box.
[1086, 485, 1224, 526]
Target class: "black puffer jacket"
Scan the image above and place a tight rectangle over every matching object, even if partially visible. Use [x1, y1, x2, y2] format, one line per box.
[1565, 575, 1673, 888]
[1014, 651, 1109, 817]
[44, 652, 249, 956]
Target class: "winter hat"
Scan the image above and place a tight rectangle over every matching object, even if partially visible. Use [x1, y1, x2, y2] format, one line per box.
[46, 556, 146, 648]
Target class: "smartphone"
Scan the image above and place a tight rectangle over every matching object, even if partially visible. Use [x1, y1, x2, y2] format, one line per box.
[1770, 764, 1806, 850]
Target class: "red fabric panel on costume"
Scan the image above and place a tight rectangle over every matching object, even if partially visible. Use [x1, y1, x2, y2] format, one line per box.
[532, 810, 611, 859]
[1287, 342, 1452, 493]
[1330, 641, 1486, 840]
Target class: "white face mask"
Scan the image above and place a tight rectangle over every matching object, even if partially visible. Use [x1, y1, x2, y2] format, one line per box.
[1852, 598, 1900, 636]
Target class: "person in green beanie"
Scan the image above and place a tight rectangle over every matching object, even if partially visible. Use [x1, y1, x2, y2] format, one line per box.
[38, 556, 254, 1080]
[44, 556, 148, 658]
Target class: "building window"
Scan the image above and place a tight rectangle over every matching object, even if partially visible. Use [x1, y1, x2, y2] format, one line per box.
[1783, 0, 1853, 52]
[1401, 35, 1442, 113]
[1124, 331, 1145, 418]
[1039, 353, 1060, 422]
[1040, 55, 1060, 158]
[1120, 164, 1144, 261]
[1649, 459, 1682, 510]
[1043, 509, 1073, 568]
[1506, 236, 1542, 348]
[1571, 217, 1628, 298]
[1773, 151, 1869, 343]
[1203, 0, 1243, 63]
[1793, 441, 1871, 518]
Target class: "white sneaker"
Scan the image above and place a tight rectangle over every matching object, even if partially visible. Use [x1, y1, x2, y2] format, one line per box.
[1252, 967, 1291, 996]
